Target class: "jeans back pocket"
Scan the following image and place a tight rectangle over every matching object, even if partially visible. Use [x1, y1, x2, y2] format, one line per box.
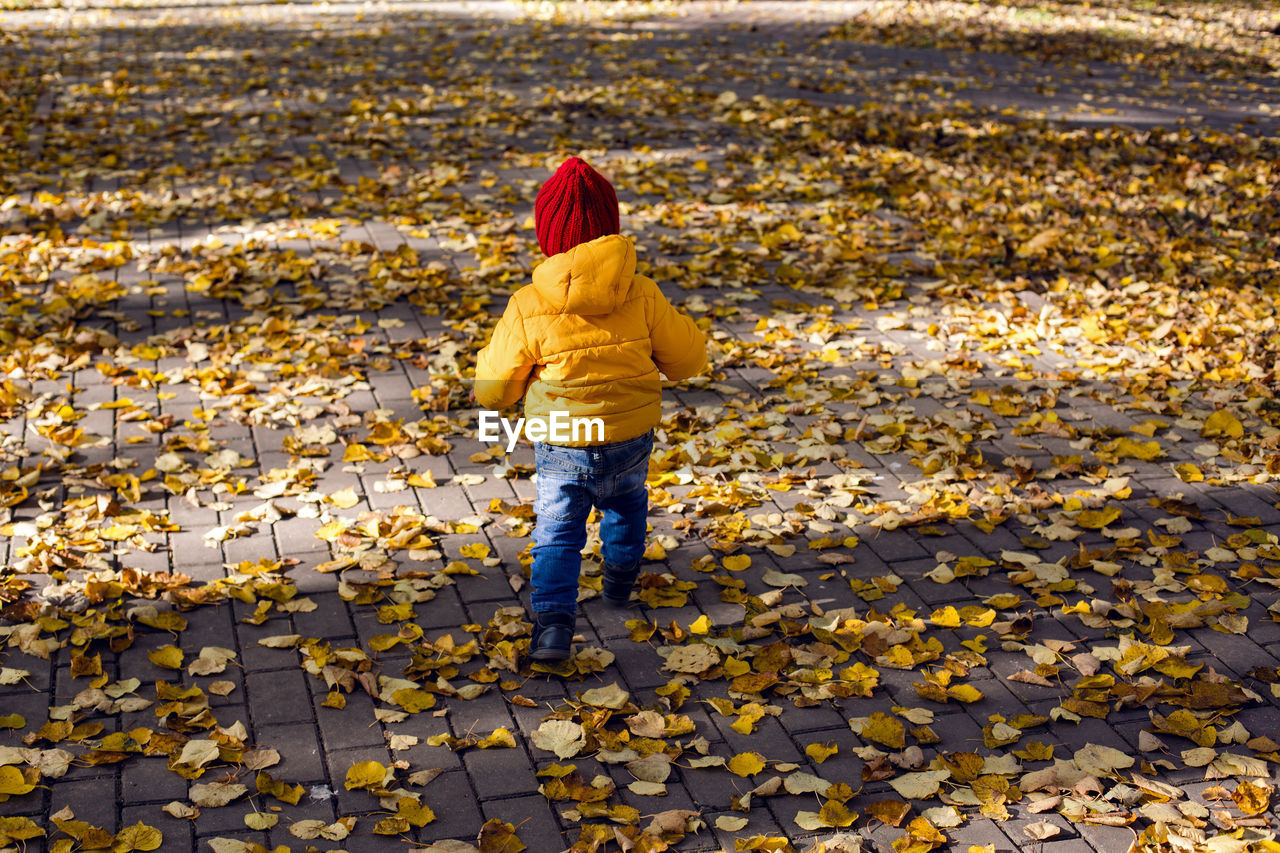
[534, 442, 593, 477]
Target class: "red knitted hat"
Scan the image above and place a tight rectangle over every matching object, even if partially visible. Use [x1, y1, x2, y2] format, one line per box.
[534, 157, 620, 257]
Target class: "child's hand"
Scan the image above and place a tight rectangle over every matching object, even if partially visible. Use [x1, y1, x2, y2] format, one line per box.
[468, 389, 477, 406]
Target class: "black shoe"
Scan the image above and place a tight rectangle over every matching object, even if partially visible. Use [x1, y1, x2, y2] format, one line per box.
[530, 611, 575, 662]
[601, 562, 640, 608]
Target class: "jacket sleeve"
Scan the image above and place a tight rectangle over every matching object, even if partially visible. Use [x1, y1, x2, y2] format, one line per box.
[649, 287, 708, 381]
[474, 300, 535, 409]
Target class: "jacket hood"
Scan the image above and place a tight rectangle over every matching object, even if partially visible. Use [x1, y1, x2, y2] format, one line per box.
[531, 234, 636, 316]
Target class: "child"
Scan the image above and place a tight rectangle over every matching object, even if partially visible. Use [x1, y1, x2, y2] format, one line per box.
[473, 157, 707, 662]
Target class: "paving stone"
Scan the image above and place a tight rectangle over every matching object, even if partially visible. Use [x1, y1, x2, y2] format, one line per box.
[121, 804, 195, 851]
[196, 832, 271, 851]
[460, 744, 538, 800]
[611, 642, 673, 691]
[221, 534, 272, 564]
[255, 722, 328, 783]
[682, 763, 759, 811]
[1189, 632, 1280, 678]
[122, 756, 190, 803]
[453, 569, 512, 606]
[235, 619, 301, 671]
[1002, 807, 1079, 844]
[924, 712, 987, 755]
[776, 700, 854, 735]
[0, 692, 58, 741]
[290, 590, 357, 638]
[50, 778, 120, 834]
[713, 716, 805, 764]
[706, 807, 788, 853]
[480, 794, 565, 852]
[0, 656, 50, 694]
[792, 728, 865, 781]
[1078, 821, 1141, 853]
[420, 485, 476, 520]
[764, 793, 839, 842]
[274, 517, 331, 555]
[948, 819, 1018, 851]
[1028, 710, 1140, 756]
[169, 530, 216, 562]
[390, 721, 464, 773]
[0, 793, 43, 819]
[614, 773, 699, 814]
[315, 693, 387, 752]
[417, 770, 486, 842]
[444, 690, 515, 736]
[246, 667, 315, 727]
[178, 607, 238, 651]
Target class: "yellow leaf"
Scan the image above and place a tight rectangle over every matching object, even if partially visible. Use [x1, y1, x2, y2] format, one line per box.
[256, 771, 304, 805]
[395, 796, 436, 827]
[315, 522, 347, 541]
[1075, 505, 1121, 529]
[727, 752, 767, 777]
[477, 728, 517, 749]
[817, 800, 857, 828]
[688, 615, 711, 635]
[1015, 227, 1061, 257]
[345, 760, 390, 791]
[805, 742, 838, 764]
[478, 818, 526, 853]
[1202, 410, 1243, 439]
[113, 821, 163, 851]
[1073, 744, 1135, 777]
[342, 443, 373, 462]
[890, 769, 951, 800]
[390, 689, 436, 713]
[329, 487, 360, 509]
[0, 816, 43, 841]
[1233, 780, 1271, 815]
[947, 684, 985, 703]
[1174, 463, 1204, 483]
[1109, 437, 1163, 461]
[0, 766, 34, 796]
[722, 555, 751, 571]
[147, 646, 184, 670]
[929, 606, 961, 628]
[858, 712, 906, 749]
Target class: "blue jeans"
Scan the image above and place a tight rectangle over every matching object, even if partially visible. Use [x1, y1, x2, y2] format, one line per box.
[530, 431, 653, 614]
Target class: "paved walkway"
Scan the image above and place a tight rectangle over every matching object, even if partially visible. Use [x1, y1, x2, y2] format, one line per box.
[1, 1, 1279, 852]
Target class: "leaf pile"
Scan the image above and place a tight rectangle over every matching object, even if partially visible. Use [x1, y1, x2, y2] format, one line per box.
[1, 0, 1279, 852]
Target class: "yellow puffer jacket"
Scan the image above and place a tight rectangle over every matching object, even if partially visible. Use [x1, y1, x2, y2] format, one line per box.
[474, 234, 707, 445]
